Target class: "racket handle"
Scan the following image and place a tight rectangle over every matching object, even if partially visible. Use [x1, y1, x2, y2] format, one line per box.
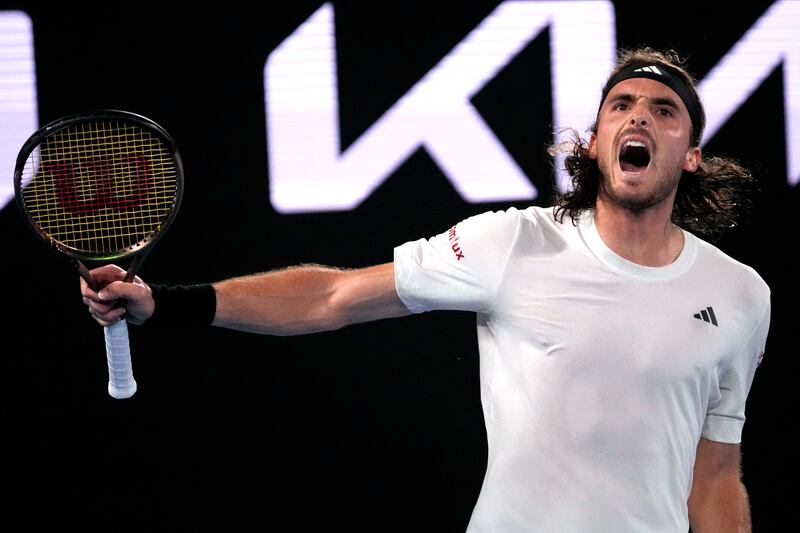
[104, 319, 137, 399]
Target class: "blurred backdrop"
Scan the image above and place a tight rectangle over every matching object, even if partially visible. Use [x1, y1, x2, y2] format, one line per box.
[1, 1, 795, 530]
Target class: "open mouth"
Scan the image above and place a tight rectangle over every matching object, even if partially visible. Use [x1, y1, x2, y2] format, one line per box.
[619, 141, 651, 173]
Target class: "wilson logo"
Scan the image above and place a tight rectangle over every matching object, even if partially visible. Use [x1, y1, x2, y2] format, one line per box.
[46, 156, 151, 215]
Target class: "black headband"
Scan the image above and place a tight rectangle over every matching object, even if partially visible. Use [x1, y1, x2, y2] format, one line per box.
[599, 63, 702, 143]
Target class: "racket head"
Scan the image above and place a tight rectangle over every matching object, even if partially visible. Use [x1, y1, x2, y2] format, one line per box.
[14, 110, 183, 262]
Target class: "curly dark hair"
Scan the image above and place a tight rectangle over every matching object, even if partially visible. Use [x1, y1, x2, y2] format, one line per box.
[551, 48, 755, 239]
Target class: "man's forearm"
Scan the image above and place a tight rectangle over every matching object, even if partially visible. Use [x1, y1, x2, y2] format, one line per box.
[740, 488, 752, 532]
[212, 264, 351, 335]
[688, 479, 751, 533]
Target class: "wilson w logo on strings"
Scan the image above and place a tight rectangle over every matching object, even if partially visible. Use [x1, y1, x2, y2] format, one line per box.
[44, 156, 153, 215]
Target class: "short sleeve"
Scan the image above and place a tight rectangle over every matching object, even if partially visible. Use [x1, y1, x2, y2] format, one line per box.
[702, 301, 771, 443]
[393, 208, 522, 314]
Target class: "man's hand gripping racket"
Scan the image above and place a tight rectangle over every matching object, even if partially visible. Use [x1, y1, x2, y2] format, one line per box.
[14, 110, 183, 398]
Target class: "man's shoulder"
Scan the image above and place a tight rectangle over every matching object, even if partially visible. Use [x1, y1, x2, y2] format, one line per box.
[463, 204, 558, 230]
[691, 234, 770, 300]
[453, 206, 571, 249]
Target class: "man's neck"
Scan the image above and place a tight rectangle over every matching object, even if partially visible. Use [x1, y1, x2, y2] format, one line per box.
[593, 197, 684, 267]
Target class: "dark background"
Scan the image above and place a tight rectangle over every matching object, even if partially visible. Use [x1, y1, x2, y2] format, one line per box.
[1, 1, 794, 530]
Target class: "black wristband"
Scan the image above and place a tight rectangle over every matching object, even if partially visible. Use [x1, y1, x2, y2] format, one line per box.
[147, 283, 216, 326]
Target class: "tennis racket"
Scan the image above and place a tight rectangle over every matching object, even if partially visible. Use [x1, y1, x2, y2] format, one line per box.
[14, 110, 183, 399]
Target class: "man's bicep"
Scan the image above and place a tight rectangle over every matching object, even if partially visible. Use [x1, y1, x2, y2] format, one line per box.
[334, 262, 411, 326]
[693, 438, 742, 480]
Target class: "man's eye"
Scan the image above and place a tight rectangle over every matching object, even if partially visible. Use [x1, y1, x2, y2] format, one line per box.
[612, 103, 628, 111]
[658, 108, 673, 116]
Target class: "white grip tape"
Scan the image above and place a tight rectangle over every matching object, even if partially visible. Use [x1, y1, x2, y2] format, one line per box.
[104, 319, 137, 399]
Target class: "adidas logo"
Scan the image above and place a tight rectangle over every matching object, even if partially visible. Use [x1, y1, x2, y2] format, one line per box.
[633, 65, 663, 75]
[693, 306, 718, 327]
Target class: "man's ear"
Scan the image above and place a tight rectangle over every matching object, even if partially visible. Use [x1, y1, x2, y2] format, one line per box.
[588, 133, 598, 160]
[683, 146, 701, 172]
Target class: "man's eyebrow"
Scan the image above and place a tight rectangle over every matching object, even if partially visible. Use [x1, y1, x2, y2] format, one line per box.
[650, 96, 680, 109]
[609, 93, 635, 103]
[607, 93, 681, 109]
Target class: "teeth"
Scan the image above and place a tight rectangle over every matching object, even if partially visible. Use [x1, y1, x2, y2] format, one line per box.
[624, 141, 646, 148]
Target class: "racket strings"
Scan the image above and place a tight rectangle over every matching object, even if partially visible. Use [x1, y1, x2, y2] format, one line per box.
[19, 121, 179, 258]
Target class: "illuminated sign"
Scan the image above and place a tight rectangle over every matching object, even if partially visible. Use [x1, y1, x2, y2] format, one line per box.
[697, 0, 799, 185]
[0, 11, 37, 210]
[264, 0, 800, 213]
[264, 1, 615, 213]
[1, 3, 797, 213]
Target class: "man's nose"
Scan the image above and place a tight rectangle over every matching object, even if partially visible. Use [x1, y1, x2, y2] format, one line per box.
[629, 103, 651, 127]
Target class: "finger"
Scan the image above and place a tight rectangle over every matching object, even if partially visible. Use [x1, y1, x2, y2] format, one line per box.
[80, 280, 99, 299]
[89, 264, 128, 287]
[89, 304, 126, 326]
[80, 264, 127, 297]
[97, 279, 141, 302]
[87, 298, 117, 314]
[89, 263, 126, 276]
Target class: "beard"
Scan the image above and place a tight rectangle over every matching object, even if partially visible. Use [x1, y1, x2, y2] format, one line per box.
[598, 159, 683, 213]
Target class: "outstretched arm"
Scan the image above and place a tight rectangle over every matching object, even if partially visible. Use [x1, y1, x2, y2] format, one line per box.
[81, 262, 411, 334]
[212, 262, 410, 335]
[688, 438, 751, 532]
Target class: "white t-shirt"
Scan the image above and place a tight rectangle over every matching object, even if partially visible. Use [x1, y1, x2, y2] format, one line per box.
[393, 206, 770, 533]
